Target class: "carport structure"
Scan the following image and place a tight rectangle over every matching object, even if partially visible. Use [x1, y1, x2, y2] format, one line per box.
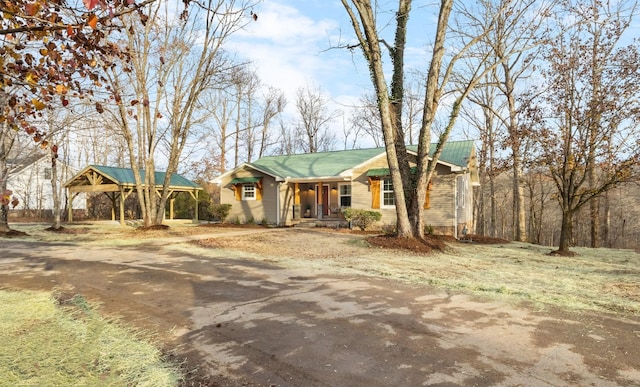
[65, 165, 203, 225]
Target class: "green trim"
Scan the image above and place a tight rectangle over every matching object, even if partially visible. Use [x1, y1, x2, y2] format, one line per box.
[366, 168, 391, 177]
[230, 177, 262, 184]
[367, 166, 422, 177]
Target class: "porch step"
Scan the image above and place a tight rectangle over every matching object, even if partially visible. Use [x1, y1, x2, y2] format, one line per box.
[294, 220, 317, 228]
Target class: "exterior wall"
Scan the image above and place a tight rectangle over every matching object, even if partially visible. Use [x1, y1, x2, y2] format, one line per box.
[350, 156, 460, 233]
[8, 158, 86, 211]
[455, 174, 474, 237]
[219, 167, 277, 224]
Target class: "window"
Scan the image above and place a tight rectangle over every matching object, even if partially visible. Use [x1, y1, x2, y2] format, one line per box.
[43, 167, 52, 180]
[242, 184, 256, 200]
[456, 175, 466, 208]
[382, 177, 395, 207]
[339, 184, 351, 207]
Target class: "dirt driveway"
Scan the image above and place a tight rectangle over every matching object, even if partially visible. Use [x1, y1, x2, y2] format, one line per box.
[1, 228, 639, 386]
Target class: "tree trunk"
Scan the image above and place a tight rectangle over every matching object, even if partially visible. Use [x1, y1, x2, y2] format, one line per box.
[0, 154, 10, 233]
[512, 158, 527, 242]
[603, 191, 610, 247]
[51, 157, 62, 229]
[557, 209, 574, 253]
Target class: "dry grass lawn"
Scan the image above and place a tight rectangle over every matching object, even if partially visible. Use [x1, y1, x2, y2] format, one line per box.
[6, 221, 640, 316]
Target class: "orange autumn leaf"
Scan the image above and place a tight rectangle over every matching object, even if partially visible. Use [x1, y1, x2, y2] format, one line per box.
[25, 72, 37, 85]
[88, 14, 98, 29]
[25, 2, 40, 16]
[55, 84, 66, 94]
[32, 99, 46, 110]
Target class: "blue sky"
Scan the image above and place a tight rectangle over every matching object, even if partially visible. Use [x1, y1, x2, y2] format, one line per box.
[229, 1, 370, 133]
[227, 0, 442, 148]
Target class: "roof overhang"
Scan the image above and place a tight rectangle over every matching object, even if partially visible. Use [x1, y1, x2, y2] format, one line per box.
[212, 163, 280, 184]
[229, 176, 262, 184]
[284, 176, 350, 183]
[405, 149, 464, 171]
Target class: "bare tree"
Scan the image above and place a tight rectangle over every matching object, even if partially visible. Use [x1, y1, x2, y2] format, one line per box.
[257, 87, 286, 158]
[467, 0, 553, 242]
[464, 83, 504, 237]
[350, 93, 383, 148]
[295, 85, 339, 153]
[104, 0, 253, 227]
[341, 0, 516, 238]
[535, 0, 640, 254]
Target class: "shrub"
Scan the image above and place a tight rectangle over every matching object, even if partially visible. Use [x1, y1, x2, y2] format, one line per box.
[425, 224, 434, 235]
[209, 204, 232, 222]
[342, 208, 382, 231]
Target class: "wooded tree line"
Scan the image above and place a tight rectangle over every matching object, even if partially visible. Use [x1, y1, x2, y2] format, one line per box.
[2, 0, 639, 254]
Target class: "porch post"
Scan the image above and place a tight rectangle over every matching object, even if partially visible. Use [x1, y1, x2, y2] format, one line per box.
[293, 182, 300, 220]
[317, 182, 323, 219]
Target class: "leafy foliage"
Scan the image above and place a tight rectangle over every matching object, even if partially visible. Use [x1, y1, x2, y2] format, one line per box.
[0, 0, 170, 155]
[342, 208, 382, 231]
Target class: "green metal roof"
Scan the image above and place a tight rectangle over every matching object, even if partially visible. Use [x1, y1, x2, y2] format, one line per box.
[230, 177, 262, 184]
[407, 140, 475, 167]
[90, 165, 202, 189]
[247, 141, 474, 179]
[249, 148, 386, 179]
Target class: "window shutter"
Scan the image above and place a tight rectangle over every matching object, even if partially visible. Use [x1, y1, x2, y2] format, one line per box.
[234, 184, 241, 201]
[423, 179, 432, 209]
[370, 178, 380, 209]
[256, 181, 263, 201]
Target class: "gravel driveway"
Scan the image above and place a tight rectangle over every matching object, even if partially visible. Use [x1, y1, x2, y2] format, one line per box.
[1, 229, 639, 386]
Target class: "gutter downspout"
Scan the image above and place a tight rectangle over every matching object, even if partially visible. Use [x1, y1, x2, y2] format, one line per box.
[454, 176, 458, 239]
[276, 182, 281, 226]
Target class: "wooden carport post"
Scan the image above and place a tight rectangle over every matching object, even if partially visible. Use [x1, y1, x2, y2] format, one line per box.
[67, 187, 73, 222]
[119, 186, 125, 225]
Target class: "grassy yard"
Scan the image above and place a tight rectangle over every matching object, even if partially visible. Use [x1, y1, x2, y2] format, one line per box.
[6, 221, 640, 318]
[0, 289, 182, 386]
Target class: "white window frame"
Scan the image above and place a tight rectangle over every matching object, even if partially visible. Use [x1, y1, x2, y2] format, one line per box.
[242, 183, 256, 200]
[381, 177, 395, 208]
[338, 183, 351, 208]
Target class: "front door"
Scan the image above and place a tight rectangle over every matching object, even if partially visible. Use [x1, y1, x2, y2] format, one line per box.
[316, 185, 330, 217]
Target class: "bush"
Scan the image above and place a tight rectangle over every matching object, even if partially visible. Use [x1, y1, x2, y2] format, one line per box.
[209, 204, 232, 222]
[342, 208, 382, 231]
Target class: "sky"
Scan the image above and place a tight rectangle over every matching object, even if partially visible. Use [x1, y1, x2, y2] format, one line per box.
[230, 1, 369, 115]
[226, 0, 442, 149]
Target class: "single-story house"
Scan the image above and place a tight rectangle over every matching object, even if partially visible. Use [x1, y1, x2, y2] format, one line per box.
[213, 140, 479, 236]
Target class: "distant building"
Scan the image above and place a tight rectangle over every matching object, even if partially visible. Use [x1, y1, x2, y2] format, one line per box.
[7, 155, 86, 217]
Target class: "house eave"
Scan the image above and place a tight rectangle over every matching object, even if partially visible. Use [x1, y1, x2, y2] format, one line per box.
[284, 176, 349, 183]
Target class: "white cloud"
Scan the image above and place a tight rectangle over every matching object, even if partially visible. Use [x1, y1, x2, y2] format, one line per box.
[230, 1, 344, 100]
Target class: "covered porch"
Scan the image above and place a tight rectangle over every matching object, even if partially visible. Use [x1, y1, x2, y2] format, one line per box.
[288, 180, 351, 221]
